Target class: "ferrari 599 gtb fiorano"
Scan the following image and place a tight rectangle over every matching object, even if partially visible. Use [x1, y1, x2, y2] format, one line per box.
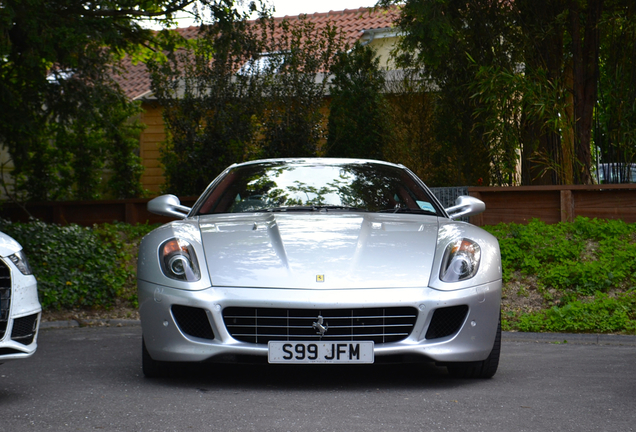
[138, 158, 502, 378]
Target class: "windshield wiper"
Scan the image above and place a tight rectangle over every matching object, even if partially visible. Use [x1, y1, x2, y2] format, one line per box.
[254, 205, 366, 213]
[254, 206, 317, 212]
[312, 205, 366, 212]
[378, 207, 437, 216]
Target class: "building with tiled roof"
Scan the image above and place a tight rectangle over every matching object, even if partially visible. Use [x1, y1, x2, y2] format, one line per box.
[117, 7, 397, 101]
[118, 7, 399, 193]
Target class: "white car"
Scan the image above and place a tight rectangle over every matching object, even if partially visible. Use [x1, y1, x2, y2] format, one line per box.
[139, 158, 502, 378]
[0, 232, 41, 363]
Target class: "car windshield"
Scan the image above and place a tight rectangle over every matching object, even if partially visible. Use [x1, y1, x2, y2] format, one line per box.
[196, 161, 441, 215]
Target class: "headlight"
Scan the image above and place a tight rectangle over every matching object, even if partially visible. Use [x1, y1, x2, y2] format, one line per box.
[440, 239, 481, 282]
[8, 250, 33, 275]
[159, 238, 201, 282]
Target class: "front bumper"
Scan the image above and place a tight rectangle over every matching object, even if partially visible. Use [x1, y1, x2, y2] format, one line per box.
[0, 268, 41, 362]
[139, 280, 501, 364]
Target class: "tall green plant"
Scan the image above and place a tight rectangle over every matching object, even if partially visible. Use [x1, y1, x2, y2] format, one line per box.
[383, 70, 441, 184]
[471, 66, 575, 185]
[150, 15, 347, 195]
[383, 0, 636, 186]
[595, 3, 636, 178]
[326, 43, 389, 160]
[259, 17, 346, 158]
[149, 17, 267, 195]
[0, 0, 252, 202]
[379, 0, 520, 186]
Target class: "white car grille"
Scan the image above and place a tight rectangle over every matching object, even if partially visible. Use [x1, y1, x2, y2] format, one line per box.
[0, 260, 10, 340]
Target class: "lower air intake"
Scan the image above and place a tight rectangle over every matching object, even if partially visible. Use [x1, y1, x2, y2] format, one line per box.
[171, 305, 215, 340]
[11, 313, 38, 345]
[425, 305, 469, 340]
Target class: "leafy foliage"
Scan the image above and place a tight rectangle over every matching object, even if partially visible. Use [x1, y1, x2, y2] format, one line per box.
[0, 0, 260, 201]
[486, 217, 636, 295]
[595, 4, 636, 175]
[380, 0, 517, 186]
[148, 16, 266, 195]
[382, 0, 636, 186]
[326, 42, 389, 160]
[0, 219, 157, 310]
[259, 17, 345, 159]
[516, 292, 636, 334]
[150, 15, 347, 195]
[485, 217, 636, 334]
[383, 71, 451, 186]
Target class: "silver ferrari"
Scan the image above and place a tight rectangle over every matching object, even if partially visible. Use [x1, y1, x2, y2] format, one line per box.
[139, 158, 502, 378]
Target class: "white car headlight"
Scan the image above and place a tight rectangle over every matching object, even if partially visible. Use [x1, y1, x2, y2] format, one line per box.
[159, 238, 201, 282]
[440, 239, 481, 282]
[8, 250, 33, 275]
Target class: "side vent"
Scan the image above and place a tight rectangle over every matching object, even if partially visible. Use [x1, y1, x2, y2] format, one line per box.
[11, 313, 39, 345]
[425, 305, 469, 340]
[171, 305, 215, 340]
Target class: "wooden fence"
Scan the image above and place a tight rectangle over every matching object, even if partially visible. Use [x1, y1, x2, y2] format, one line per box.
[468, 184, 636, 226]
[1, 184, 635, 227]
[0, 197, 199, 226]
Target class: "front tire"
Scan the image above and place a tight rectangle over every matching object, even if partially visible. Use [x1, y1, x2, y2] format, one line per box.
[142, 337, 167, 378]
[446, 314, 501, 379]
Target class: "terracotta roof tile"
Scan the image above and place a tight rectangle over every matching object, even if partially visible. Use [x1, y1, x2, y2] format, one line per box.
[114, 7, 397, 100]
[269, 7, 397, 45]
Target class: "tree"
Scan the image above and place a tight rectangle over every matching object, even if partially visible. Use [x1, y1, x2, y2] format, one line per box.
[0, 0, 255, 201]
[383, 70, 444, 185]
[258, 16, 346, 159]
[150, 14, 347, 195]
[386, 0, 636, 185]
[326, 42, 390, 160]
[595, 1, 636, 181]
[380, 0, 519, 186]
[148, 15, 267, 195]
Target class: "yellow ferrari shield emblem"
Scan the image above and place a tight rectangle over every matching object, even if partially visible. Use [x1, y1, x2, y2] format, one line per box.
[316, 275, 325, 282]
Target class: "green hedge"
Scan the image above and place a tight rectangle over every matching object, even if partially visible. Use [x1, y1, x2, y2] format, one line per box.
[0, 219, 157, 310]
[484, 217, 636, 334]
[515, 292, 636, 334]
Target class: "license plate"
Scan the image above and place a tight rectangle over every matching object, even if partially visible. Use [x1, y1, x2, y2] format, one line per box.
[268, 341, 374, 364]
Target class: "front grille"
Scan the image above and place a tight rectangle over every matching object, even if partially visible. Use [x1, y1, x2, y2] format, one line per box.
[11, 313, 38, 345]
[425, 305, 469, 340]
[0, 260, 11, 340]
[223, 307, 418, 345]
[171, 305, 215, 340]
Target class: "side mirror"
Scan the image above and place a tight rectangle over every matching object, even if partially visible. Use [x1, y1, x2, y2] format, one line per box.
[147, 194, 191, 219]
[445, 196, 485, 220]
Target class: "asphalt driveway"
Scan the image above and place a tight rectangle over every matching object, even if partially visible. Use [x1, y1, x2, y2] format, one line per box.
[1, 324, 634, 431]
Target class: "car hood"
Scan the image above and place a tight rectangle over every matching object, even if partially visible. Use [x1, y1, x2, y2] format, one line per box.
[199, 213, 439, 289]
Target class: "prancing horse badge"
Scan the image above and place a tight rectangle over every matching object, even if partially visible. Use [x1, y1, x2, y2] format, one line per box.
[316, 275, 324, 282]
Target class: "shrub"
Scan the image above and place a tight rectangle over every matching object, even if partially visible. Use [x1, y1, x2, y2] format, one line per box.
[486, 217, 636, 334]
[515, 291, 636, 334]
[0, 219, 157, 310]
[484, 217, 636, 295]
